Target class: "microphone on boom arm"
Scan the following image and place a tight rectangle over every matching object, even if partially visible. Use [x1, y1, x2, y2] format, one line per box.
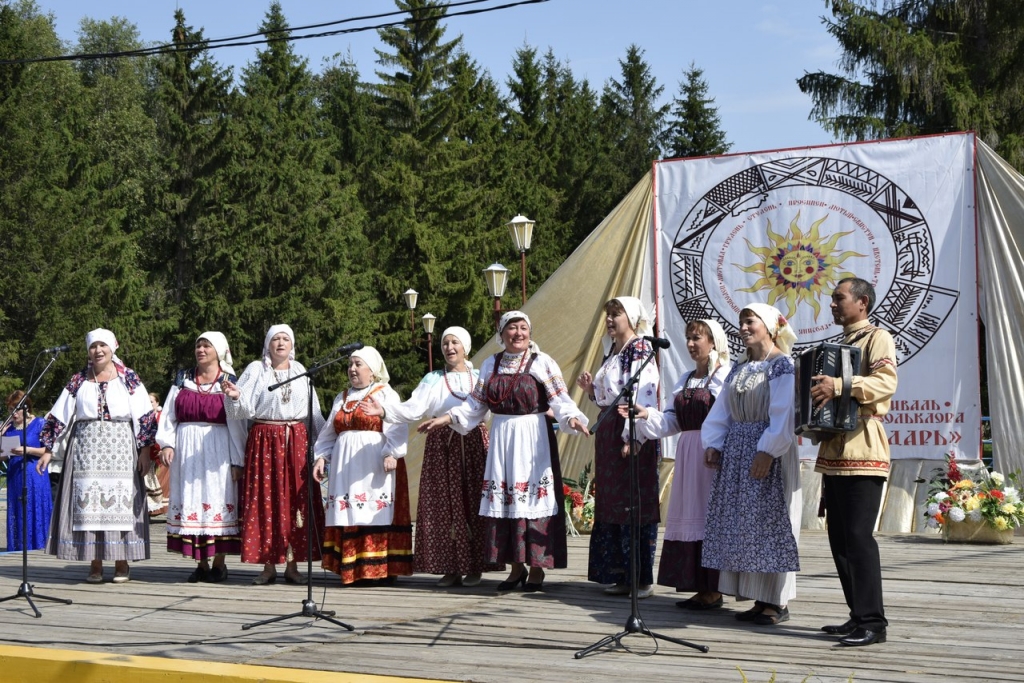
[643, 335, 671, 350]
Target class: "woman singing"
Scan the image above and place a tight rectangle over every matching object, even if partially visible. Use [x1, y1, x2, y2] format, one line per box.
[37, 329, 157, 583]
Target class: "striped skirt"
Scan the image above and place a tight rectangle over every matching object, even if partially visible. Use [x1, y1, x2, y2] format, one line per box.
[321, 459, 413, 583]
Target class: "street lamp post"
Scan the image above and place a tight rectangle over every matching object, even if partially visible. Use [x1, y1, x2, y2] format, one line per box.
[422, 313, 436, 372]
[402, 288, 418, 337]
[506, 214, 535, 306]
[482, 263, 509, 333]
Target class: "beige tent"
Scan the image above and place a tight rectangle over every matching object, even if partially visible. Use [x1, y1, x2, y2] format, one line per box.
[405, 139, 1024, 534]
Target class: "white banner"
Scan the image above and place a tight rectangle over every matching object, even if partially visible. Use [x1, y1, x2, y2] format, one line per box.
[653, 134, 980, 459]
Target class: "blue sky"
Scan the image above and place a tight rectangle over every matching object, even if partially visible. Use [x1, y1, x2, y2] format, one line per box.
[34, 0, 843, 154]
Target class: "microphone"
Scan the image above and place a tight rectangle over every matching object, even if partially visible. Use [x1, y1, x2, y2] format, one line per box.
[333, 341, 364, 356]
[44, 343, 71, 354]
[643, 335, 671, 350]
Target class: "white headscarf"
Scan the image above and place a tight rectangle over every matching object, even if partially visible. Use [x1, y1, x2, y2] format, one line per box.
[441, 326, 474, 370]
[741, 303, 798, 359]
[613, 296, 653, 336]
[85, 328, 125, 374]
[697, 318, 730, 376]
[496, 310, 540, 354]
[603, 296, 654, 356]
[197, 331, 235, 376]
[262, 324, 296, 369]
[351, 346, 389, 384]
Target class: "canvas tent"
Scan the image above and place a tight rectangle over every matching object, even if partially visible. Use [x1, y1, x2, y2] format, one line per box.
[403, 134, 1023, 534]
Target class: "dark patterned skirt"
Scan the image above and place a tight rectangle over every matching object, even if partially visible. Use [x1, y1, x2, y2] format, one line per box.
[414, 425, 501, 575]
[322, 458, 413, 583]
[588, 520, 658, 585]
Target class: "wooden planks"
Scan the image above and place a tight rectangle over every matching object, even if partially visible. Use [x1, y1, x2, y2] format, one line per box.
[1, 513, 1023, 682]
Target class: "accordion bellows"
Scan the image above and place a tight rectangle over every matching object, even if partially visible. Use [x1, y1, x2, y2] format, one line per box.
[795, 343, 861, 436]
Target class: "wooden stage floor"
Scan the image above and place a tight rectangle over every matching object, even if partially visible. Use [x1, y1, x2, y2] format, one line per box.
[0, 519, 1022, 682]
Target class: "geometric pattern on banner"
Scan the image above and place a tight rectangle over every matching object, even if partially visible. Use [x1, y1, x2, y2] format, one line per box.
[668, 155, 957, 364]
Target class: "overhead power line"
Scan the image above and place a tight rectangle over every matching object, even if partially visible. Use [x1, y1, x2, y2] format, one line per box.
[0, 0, 549, 66]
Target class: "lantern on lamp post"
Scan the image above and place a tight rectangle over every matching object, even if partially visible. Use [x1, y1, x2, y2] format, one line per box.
[506, 214, 535, 306]
[421, 313, 436, 372]
[482, 263, 509, 333]
[402, 288, 418, 337]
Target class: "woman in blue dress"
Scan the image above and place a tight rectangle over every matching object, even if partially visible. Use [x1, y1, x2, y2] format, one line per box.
[3, 390, 54, 550]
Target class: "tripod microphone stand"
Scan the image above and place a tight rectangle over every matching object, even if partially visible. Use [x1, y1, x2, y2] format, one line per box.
[0, 348, 73, 617]
[242, 347, 357, 631]
[575, 345, 707, 658]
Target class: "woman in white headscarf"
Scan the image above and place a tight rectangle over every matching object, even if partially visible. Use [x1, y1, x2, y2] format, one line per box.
[575, 297, 661, 598]
[157, 331, 247, 583]
[700, 304, 801, 626]
[312, 346, 411, 584]
[419, 312, 589, 592]
[223, 325, 326, 585]
[631, 318, 733, 609]
[37, 329, 158, 583]
[364, 326, 497, 587]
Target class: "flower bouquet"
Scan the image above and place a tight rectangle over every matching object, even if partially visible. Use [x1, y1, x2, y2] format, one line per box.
[563, 463, 595, 536]
[923, 454, 1024, 544]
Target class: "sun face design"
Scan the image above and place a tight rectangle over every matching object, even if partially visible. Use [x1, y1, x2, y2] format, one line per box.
[734, 212, 864, 320]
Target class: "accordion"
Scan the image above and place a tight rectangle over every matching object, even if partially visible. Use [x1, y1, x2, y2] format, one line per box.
[795, 342, 861, 437]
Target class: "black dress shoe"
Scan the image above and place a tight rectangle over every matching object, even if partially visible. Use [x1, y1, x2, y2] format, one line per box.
[496, 572, 527, 592]
[839, 627, 886, 646]
[821, 619, 857, 635]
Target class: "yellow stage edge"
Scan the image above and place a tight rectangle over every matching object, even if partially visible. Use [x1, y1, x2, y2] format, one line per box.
[0, 644, 457, 683]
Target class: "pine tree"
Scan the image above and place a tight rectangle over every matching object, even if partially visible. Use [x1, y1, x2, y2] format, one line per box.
[666, 62, 731, 159]
[797, 0, 1024, 168]
[147, 8, 235, 381]
[594, 45, 669, 209]
[215, 2, 374, 389]
[0, 1, 81, 396]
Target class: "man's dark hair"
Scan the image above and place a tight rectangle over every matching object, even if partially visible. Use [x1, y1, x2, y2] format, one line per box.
[838, 277, 876, 314]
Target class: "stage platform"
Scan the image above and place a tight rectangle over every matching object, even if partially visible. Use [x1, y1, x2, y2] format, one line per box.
[1, 517, 1022, 682]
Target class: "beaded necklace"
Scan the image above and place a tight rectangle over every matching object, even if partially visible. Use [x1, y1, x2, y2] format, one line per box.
[195, 366, 222, 395]
[443, 366, 472, 400]
[341, 384, 377, 413]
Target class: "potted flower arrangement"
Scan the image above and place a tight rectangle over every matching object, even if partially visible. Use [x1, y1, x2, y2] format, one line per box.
[563, 463, 595, 536]
[923, 453, 1024, 544]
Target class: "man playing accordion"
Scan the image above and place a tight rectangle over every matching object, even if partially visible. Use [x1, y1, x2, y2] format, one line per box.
[810, 277, 898, 647]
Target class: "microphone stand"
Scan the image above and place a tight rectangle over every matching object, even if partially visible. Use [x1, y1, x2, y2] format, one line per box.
[0, 349, 73, 617]
[242, 348, 354, 632]
[575, 346, 707, 658]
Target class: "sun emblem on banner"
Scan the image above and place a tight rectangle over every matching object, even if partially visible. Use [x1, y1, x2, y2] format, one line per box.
[734, 212, 864, 320]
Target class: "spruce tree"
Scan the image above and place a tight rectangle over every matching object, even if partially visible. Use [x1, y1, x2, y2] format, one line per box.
[797, 0, 1024, 168]
[666, 62, 731, 159]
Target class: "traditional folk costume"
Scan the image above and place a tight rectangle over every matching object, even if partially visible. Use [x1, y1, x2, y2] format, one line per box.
[636, 319, 732, 595]
[701, 305, 802, 607]
[815, 317, 898, 633]
[588, 298, 661, 587]
[157, 332, 247, 560]
[41, 329, 158, 562]
[448, 312, 588, 570]
[5, 416, 54, 551]
[379, 326, 496, 577]
[226, 325, 326, 566]
[315, 347, 412, 583]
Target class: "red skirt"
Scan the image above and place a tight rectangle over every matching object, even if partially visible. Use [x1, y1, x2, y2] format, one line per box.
[322, 458, 413, 583]
[239, 421, 324, 564]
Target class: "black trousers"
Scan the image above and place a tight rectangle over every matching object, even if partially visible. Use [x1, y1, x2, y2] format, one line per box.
[822, 474, 887, 631]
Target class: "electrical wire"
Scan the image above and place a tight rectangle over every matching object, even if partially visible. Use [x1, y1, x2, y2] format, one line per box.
[0, 0, 550, 66]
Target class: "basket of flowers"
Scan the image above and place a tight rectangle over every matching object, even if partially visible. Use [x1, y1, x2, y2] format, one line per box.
[923, 453, 1024, 544]
[563, 463, 595, 535]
